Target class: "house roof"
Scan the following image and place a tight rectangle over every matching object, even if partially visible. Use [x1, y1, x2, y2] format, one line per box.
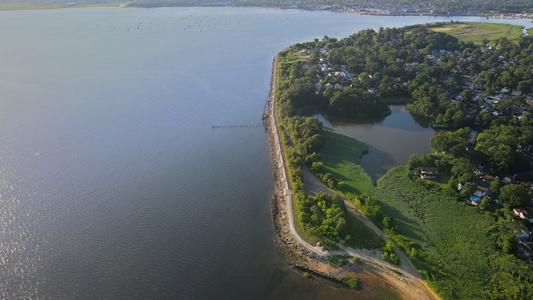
[483, 175, 497, 181]
[476, 186, 489, 192]
[513, 208, 528, 215]
[420, 167, 439, 173]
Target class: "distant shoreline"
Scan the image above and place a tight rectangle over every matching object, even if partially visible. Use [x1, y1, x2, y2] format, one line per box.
[0, 2, 531, 20]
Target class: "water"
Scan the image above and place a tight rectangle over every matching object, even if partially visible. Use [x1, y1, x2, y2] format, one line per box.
[0, 7, 531, 299]
[308, 105, 437, 180]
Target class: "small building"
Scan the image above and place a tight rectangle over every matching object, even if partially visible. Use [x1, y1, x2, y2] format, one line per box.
[517, 242, 533, 260]
[517, 232, 530, 244]
[367, 87, 378, 94]
[420, 167, 439, 179]
[474, 186, 489, 198]
[481, 174, 497, 182]
[513, 208, 533, 223]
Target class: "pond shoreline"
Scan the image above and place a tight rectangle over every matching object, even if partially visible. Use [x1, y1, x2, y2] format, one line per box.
[265, 54, 442, 300]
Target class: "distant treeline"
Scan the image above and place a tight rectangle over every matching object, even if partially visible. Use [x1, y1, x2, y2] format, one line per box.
[125, 0, 533, 14]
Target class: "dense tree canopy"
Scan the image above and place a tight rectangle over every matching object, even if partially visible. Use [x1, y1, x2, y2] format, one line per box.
[499, 184, 531, 208]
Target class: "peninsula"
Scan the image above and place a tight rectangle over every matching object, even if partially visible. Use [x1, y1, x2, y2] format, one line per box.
[268, 22, 533, 299]
[266, 54, 439, 300]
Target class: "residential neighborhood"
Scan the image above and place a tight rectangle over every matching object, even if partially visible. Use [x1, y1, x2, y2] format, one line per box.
[288, 25, 533, 263]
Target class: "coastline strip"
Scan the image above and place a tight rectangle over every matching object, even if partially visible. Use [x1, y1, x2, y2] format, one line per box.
[267, 55, 327, 258]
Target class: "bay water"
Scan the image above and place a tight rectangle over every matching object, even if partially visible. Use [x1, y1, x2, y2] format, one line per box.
[0, 7, 531, 299]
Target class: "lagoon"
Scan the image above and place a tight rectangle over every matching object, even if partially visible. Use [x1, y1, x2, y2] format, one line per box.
[307, 105, 437, 180]
[0, 6, 531, 299]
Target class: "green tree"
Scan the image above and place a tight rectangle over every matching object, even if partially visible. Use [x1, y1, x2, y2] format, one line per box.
[451, 157, 476, 182]
[499, 184, 530, 208]
[309, 50, 320, 64]
[461, 89, 474, 102]
[430, 128, 471, 156]
[490, 180, 504, 199]
[460, 182, 477, 198]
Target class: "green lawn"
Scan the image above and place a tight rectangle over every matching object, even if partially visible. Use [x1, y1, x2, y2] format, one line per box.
[430, 22, 525, 45]
[319, 128, 375, 196]
[317, 128, 384, 249]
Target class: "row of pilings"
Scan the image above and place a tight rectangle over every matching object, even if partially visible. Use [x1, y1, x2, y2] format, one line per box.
[211, 124, 263, 128]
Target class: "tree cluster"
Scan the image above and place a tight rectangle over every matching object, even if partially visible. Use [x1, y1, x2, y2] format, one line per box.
[297, 192, 348, 246]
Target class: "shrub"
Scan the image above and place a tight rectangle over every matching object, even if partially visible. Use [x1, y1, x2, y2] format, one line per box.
[342, 276, 359, 289]
[382, 240, 400, 265]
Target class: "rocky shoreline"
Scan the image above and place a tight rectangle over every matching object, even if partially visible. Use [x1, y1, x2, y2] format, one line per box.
[263, 56, 441, 299]
[264, 55, 350, 288]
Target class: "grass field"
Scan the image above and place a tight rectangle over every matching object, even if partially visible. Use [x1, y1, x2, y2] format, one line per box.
[430, 22, 525, 45]
[344, 212, 385, 249]
[375, 166, 504, 299]
[319, 128, 376, 196]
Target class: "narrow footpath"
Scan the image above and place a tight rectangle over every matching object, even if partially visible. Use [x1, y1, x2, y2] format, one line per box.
[267, 55, 327, 258]
[267, 55, 439, 300]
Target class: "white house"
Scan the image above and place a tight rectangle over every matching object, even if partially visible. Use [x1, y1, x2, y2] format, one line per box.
[513, 208, 533, 223]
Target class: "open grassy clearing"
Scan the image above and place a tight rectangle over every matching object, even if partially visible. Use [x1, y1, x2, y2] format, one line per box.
[430, 22, 525, 45]
[344, 212, 385, 249]
[319, 128, 375, 196]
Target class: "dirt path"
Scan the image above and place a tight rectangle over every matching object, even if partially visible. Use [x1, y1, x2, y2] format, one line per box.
[303, 164, 439, 300]
[268, 55, 439, 300]
[267, 56, 327, 258]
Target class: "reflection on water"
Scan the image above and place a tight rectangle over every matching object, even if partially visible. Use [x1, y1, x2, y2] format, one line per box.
[305, 105, 437, 180]
[1, 6, 531, 299]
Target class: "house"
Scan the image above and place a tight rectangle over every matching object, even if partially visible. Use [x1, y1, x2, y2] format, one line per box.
[420, 167, 439, 179]
[517, 232, 530, 244]
[513, 208, 533, 223]
[315, 82, 322, 91]
[481, 174, 497, 182]
[474, 186, 489, 198]
[517, 242, 533, 260]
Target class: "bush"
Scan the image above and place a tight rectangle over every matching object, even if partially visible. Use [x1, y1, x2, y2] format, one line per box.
[342, 276, 359, 289]
[382, 240, 400, 265]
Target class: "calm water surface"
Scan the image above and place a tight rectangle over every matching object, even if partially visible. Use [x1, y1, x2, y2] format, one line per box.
[308, 105, 437, 180]
[0, 7, 531, 299]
